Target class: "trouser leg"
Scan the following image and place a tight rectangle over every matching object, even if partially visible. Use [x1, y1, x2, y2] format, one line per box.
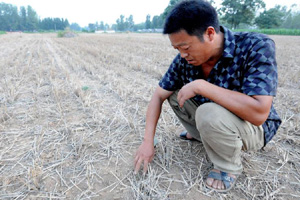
[167, 90, 201, 141]
[195, 103, 265, 174]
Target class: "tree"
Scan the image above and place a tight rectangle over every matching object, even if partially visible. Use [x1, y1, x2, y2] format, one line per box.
[219, 0, 265, 29]
[0, 3, 20, 31]
[64, 19, 69, 28]
[105, 23, 110, 31]
[70, 23, 81, 31]
[39, 17, 51, 30]
[255, 5, 286, 29]
[290, 12, 300, 29]
[10, 5, 20, 31]
[126, 15, 134, 31]
[0, 2, 71, 32]
[88, 23, 95, 32]
[111, 24, 117, 31]
[145, 14, 151, 29]
[99, 21, 105, 30]
[19, 6, 27, 31]
[95, 21, 99, 30]
[116, 15, 125, 31]
[281, 4, 300, 29]
[54, 18, 61, 30]
[162, 0, 183, 19]
[26, 5, 38, 31]
[115, 15, 134, 31]
[133, 22, 145, 31]
[39, 17, 69, 31]
[282, 11, 300, 29]
[152, 14, 164, 29]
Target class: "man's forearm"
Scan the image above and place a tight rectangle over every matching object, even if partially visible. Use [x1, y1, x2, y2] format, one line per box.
[143, 87, 173, 143]
[196, 80, 273, 125]
[143, 96, 163, 143]
[177, 80, 272, 126]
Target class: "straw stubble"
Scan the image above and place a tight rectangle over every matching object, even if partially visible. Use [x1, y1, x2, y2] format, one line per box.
[0, 33, 299, 199]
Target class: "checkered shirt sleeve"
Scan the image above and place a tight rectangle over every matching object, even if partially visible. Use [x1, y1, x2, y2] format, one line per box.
[241, 38, 278, 96]
[159, 54, 184, 91]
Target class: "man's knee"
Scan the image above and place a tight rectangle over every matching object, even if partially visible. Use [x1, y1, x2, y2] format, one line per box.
[196, 103, 220, 123]
[195, 103, 233, 135]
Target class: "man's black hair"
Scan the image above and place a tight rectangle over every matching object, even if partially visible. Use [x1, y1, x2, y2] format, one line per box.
[163, 0, 220, 41]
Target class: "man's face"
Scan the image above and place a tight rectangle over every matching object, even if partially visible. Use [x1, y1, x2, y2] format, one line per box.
[169, 29, 213, 66]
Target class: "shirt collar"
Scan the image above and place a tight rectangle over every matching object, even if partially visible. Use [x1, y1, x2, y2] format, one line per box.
[221, 26, 235, 59]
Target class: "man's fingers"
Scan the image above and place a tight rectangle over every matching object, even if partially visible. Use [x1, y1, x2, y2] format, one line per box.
[134, 156, 151, 174]
[177, 90, 185, 107]
[143, 160, 149, 174]
[134, 157, 143, 174]
[134, 144, 154, 174]
[179, 100, 184, 107]
[134, 154, 139, 165]
[178, 97, 185, 107]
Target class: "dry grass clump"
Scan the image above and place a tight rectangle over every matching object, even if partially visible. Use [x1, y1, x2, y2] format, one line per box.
[0, 32, 299, 199]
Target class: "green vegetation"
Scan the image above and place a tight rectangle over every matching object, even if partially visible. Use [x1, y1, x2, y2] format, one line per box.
[255, 5, 286, 29]
[0, 2, 69, 32]
[235, 29, 300, 36]
[57, 31, 65, 38]
[39, 17, 69, 31]
[220, 0, 266, 29]
[1, 0, 300, 33]
[0, 31, 6, 35]
[57, 28, 77, 38]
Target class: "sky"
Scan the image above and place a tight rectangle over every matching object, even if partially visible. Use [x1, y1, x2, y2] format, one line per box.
[1, 0, 299, 27]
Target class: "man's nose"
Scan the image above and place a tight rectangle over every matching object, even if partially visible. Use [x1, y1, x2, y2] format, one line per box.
[180, 51, 188, 58]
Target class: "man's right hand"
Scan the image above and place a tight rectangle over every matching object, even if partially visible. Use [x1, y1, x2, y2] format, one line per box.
[134, 87, 172, 174]
[134, 140, 155, 174]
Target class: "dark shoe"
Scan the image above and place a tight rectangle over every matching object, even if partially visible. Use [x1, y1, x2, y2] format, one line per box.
[179, 131, 197, 141]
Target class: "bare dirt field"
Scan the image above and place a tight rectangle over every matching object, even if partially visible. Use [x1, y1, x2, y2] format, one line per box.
[0, 32, 299, 199]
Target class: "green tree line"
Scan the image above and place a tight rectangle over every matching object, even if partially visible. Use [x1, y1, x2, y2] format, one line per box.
[0, 2, 69, 31]
[1, 0, 300, 32]
[109, 13, 164, 32]
[218, 0, 300, 30]
[111, 0, 300, 32]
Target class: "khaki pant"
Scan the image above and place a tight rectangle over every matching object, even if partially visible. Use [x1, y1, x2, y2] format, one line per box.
[168, 91, 264, 174]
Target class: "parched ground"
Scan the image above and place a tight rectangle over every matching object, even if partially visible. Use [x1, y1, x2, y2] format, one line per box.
[0, 32, 299, 200]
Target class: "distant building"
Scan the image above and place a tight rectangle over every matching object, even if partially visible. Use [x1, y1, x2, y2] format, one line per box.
[137, 29, 163, 33]
[95, 30, 116, 34]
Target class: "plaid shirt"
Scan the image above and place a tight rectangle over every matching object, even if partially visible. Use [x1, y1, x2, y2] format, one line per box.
[159, 26, 281, 145]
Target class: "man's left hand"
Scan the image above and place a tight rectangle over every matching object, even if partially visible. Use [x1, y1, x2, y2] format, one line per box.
[177, 80, 201, 107]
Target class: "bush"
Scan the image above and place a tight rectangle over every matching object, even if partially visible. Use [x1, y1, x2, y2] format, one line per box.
[57, 31, 64, 37]
[57, 28, 78, 38]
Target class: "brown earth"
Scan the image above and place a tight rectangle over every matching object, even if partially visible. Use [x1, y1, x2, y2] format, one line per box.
[0, 32, 299, 199]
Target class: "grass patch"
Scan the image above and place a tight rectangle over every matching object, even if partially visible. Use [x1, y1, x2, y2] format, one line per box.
[234, 29, 300, 36]
[0, 31, 6, 35]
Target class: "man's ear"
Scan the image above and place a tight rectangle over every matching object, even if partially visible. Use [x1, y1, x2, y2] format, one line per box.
[206, 26, 216, 41]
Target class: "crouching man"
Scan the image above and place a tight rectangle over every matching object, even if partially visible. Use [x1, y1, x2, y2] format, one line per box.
[134, 0, 281, 192]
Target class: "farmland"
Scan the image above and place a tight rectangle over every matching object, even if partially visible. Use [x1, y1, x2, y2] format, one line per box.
[0, 32, 299, 199]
